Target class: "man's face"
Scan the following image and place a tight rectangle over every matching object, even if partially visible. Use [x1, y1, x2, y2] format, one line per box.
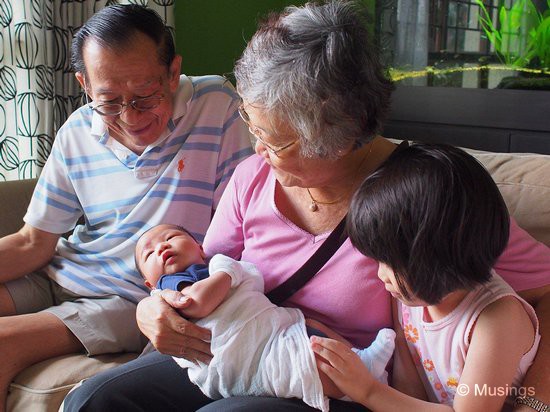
[76, 32, 182, 155]
[136, 225, 206, 289]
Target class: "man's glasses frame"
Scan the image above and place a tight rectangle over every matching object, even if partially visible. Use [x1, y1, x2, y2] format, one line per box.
[85, 93, 165, 117]
[238, 104, 297, 157]
[82, 78, 164, 117]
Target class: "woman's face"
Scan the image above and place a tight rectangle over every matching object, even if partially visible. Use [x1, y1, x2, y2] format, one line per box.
[241, 102, 340, 188]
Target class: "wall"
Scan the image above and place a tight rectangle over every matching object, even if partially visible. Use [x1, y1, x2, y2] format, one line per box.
[174, 0, 375, 77]
[383, 86, 550, 154]
[174, 1, 304, 77]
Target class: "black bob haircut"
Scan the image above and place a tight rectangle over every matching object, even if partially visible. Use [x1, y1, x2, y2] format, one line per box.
[347, 143, 510, 305]
[71, 4, 175, 75]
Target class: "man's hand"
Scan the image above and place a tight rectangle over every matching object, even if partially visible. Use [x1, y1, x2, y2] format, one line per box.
[136, 290, 212, 363]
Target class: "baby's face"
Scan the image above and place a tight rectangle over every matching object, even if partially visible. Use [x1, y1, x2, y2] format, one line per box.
[136, 224, 206, 288]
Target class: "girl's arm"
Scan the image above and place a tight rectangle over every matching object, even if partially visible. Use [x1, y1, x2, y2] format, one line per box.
[311, 295, 535, 412]
[516, 284, 550, 409]
[311, 336, 451, 411]
[495, 218, 550, 407]
[454, 295, 536, 412]
[391, 300, 428, 400]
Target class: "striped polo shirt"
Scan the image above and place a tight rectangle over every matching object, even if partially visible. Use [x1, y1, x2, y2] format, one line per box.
[24, 75, 253, 303]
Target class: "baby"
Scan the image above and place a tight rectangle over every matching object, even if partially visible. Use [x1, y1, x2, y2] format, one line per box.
[135, 223, 396, 411]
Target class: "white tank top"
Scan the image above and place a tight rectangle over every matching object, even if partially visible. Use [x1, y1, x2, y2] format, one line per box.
[399, 272, 540, 410]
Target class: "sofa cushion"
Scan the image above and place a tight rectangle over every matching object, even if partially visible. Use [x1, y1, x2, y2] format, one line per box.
[7, 353, 138, 412]
[471, 151, 550, 247]
[0, 178, 36, 238]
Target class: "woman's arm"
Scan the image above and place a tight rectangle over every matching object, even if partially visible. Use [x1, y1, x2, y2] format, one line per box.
[136, 292, 212, 362]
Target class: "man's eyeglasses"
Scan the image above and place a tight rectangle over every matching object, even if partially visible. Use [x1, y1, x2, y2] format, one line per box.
[87, 95, 165, 117]
[238, 104, 297, 157]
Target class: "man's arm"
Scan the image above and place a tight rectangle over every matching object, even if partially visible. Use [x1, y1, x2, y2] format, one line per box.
[0, 223, 59, 283]
[516, 285, 550, 410]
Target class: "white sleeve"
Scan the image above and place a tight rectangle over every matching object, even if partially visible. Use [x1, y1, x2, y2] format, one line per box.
[208, 254, 265, 292]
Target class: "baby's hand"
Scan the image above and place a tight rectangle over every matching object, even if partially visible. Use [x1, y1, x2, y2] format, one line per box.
[311, 336, 376, 405]
[175, 295, 193, 317]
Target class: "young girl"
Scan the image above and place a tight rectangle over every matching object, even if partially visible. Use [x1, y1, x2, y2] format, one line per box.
[311, 143, 540, 411]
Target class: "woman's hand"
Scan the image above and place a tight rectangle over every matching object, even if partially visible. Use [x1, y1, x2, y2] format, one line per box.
[311, 336, 375, 405]
[136, 290, 212, 363]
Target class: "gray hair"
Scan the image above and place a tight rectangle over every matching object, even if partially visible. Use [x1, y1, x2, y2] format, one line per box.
[234, 0, 394, 159]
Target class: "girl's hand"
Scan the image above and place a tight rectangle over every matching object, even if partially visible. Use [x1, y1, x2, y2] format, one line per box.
[136, 291, 212, 363]
[305, 318, 352, 346]
[311, 336, 375, 404]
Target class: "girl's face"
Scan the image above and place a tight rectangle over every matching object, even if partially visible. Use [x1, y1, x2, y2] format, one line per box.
[377, 262, 425, 307]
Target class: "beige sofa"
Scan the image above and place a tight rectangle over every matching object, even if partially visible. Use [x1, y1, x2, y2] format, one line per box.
[1, 148, 550, 411]
[0, 179, 140, 412]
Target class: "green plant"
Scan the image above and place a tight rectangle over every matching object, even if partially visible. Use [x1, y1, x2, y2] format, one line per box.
[476, 0, 550, 69]
[526, 1, 550, 68]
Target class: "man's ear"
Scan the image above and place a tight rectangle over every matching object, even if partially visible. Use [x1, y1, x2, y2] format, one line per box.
[168, 55, 182, 92]
[75, 72, 86, 90]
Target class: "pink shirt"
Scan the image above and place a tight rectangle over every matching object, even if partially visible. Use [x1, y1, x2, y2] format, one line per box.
[203, 155, 550, 348]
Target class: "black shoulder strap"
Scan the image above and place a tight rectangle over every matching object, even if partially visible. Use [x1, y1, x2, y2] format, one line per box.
[266, 215, 348, 305]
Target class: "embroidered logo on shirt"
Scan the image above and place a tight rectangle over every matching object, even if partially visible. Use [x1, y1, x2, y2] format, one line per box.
[178, 158, 185, 173]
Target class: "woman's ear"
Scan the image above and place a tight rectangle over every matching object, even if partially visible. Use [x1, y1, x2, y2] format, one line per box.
[145, 280, 154, 289]
[199, 245, 206, 260]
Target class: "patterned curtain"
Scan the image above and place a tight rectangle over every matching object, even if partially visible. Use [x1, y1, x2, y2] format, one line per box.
[0, 0, 174, 182]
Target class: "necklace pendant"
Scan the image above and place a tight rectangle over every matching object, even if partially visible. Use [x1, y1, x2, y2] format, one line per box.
[309, 201, 319, 212]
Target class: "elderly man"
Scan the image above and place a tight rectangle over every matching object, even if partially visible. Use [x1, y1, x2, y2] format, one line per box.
[0, 5, 251, 410]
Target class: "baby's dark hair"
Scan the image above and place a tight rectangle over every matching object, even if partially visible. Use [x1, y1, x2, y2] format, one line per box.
[347, 143, 510, 305]
[134, 224, 196, 279]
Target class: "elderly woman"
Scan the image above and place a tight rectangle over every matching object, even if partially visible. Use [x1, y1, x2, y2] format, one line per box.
[65, 1, 550, 411]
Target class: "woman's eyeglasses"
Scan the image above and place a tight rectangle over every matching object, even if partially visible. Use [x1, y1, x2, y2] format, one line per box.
[238, 104, 297, 157]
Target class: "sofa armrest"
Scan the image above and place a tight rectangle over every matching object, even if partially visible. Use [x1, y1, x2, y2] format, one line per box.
[0, 179, 37, 238]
